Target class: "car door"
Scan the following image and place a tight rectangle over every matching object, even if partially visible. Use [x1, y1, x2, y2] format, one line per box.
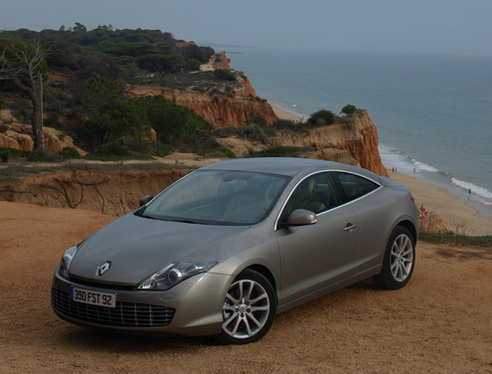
[331, 171, 384, 274]
[276, 172, 359, 306]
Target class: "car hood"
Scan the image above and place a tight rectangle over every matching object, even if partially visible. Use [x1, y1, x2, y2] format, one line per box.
[68, 213, 249, 286]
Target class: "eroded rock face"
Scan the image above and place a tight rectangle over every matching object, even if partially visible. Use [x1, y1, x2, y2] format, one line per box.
[268, 110, 388, 176]
[129, 86, 278, 129]
[0, 110, 85, 155]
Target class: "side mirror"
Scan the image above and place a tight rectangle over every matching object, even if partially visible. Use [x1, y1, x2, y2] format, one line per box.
[139, 195, 153, 207]
[283, 209, 317, 227]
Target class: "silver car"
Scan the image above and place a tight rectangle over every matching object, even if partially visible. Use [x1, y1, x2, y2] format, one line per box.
[51, 157, 418, 344]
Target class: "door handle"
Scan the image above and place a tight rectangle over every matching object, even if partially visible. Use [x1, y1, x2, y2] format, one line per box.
[344, 223, 357, 232]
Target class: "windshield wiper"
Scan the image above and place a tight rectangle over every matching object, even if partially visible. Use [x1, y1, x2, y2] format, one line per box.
[168, 218, 199, 224]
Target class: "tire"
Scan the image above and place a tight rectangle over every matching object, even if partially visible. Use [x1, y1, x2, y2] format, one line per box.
[217, 269, 276, 344]
[376, 226, 416, 289]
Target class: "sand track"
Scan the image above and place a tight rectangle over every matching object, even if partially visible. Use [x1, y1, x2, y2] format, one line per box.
[0, 201, 491, 373]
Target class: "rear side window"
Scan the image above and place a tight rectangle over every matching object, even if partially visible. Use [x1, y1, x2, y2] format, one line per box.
[332, 172, 379, 202]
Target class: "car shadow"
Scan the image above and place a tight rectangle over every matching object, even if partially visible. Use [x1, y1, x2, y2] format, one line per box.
[55, 327, 218, 352]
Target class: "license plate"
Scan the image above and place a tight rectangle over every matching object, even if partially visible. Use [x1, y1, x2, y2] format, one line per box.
[70, 287, 116, 308]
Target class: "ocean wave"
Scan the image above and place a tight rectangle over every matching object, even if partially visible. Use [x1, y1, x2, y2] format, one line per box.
[379, 145, 492, 205]
[412, 160, 439, 173]
[451, 177, 492, 203]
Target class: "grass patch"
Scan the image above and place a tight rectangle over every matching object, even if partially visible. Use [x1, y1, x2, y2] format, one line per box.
[420, 232, 492, 248]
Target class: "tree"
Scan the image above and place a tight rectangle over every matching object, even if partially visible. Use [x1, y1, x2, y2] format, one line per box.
[341, 104, 357, 115]
[78, 73, 151, 146]
[0, 38, 48, 149]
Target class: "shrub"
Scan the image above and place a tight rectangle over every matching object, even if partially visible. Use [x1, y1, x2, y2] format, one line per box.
[308, 109, 335, 126]
[341, 104, 357, 115]
[1, 151, 8, 162]
[27, 149, 63, 162]
[186, 58, 201, 71]
[237, 124, 270, 144]
[59, 146, 81, 159]
[214, 69, 236, 81]
[253, 146, 301, 158]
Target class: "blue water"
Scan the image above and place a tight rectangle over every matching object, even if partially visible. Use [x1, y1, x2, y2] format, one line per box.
[226, 47, 492, 215]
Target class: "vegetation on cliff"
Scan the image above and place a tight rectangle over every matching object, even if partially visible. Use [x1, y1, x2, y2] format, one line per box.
[1, 25, 385, 178]
[1, 24, 219, 155]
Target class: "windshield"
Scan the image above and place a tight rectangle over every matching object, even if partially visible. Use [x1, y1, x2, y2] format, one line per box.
[142, 170, 290, 225]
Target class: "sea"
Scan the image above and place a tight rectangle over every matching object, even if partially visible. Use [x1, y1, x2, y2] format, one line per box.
[223, 47, 492, 219]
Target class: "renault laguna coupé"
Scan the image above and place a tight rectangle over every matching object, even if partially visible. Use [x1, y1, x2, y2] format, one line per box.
[51, 158, 418, 344]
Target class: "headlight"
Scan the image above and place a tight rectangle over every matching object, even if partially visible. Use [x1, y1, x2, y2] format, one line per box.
[137, 261, 217, 290]
[58, 245, 78, 278]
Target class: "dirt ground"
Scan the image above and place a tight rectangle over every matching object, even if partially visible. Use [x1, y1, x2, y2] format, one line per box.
[0, 201, 491, 374]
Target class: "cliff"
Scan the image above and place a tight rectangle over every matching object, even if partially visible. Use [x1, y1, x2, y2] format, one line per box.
[0, 169, 192, 216]
[127, 51, 273, 128]
[270, 110, 388, 176]
[216, 110, 388, 177]
[129, 85, 277, 129]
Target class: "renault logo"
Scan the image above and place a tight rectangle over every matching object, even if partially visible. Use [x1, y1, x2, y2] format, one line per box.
[97, 261, 111, 276]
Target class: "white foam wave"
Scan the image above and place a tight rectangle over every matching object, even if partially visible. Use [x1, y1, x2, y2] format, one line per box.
[412, 160, 439, 173]
[451, 177, 492, 203]
[379, 144, 492, 205]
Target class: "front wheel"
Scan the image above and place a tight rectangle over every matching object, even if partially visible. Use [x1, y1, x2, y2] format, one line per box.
[376, 226, 416, 289]
[217, 269, 276, 344]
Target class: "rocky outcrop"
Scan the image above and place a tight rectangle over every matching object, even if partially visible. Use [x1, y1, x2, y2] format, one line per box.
[214, 51, 232, 70]
[269, 110, 388, 176]
[0, 109, 85, 155]
[129, 86, 277, 129]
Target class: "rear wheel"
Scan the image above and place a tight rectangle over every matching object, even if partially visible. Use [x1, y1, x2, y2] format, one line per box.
[217, 269, 276, 344]
[376, 226, 415, 289]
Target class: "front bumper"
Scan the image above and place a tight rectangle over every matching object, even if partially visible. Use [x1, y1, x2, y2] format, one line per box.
[51, 267, 232, 337]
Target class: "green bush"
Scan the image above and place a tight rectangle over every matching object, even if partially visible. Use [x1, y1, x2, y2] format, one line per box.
[308, 109, 335, 126]
[341, 104, 357, 115]
[27, 149, 63, 162]
[0, 147, 29, 159]
[186, 58, 201, 71]
[59, 146, 81, 159]
[237, 124, 270, 144]
[214, 69, 236, 81]
[254, 146, 301, 158]
[1, 151, 8, 162]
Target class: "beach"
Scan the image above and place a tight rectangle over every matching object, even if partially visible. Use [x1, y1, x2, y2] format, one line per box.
[389, 170, 492, 236]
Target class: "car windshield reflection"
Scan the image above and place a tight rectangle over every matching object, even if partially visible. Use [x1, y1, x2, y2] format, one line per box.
[142, 170, 290, 225]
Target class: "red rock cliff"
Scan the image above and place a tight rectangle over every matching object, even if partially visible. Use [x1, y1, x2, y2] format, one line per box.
[270, 110, 388, 176]
[129, 85, 277, 129]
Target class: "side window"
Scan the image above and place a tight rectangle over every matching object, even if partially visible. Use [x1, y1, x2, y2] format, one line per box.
[284, 172, 340, 215]
[333, 172, 379, 202]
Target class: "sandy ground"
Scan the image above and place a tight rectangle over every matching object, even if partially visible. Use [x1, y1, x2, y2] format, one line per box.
[0, 199, 491, 373]
[272, 105, 304, 122]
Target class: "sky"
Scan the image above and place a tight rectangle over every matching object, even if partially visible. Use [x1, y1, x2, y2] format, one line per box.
[1, 0, 492, 56]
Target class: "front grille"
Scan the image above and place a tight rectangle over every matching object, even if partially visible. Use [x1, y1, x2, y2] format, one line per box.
[51, 289, 175, 328]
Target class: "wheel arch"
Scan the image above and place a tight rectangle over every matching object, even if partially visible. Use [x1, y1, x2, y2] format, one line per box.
[396, 219, 418, 244]
[244, 264, 278, 303]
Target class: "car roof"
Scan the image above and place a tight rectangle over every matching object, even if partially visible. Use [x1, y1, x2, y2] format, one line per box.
[200, 157, 381, 181]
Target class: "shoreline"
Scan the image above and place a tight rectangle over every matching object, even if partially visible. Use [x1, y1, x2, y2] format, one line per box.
[273, 103, 491, 236]
[387, 169, 492, 236]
